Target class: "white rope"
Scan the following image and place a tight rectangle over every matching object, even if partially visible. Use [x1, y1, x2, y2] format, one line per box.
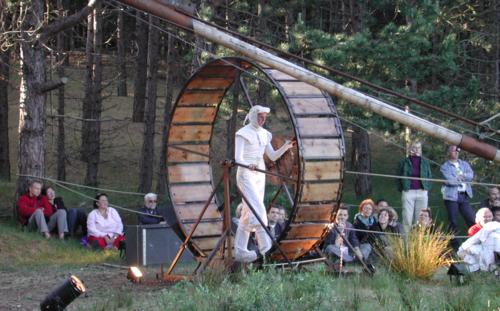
[337, 225, 470, 239]
[344, 170, 499, 188]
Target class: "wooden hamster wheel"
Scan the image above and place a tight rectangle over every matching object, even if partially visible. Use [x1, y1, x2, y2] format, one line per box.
[166, 57, 345, 262]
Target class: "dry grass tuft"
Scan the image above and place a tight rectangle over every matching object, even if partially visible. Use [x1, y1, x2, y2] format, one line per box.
[379, 226, 452, 279]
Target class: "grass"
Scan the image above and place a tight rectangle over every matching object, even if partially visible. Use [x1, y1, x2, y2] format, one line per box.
[379, 226, 452, 279]
[0, 221, 120, 271]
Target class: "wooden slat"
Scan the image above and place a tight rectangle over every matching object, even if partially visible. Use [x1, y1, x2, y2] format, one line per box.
[186, 78, 233, 89]
[172, 107, 217, 123]
[289, 98, 332, 114]
[169, 125, 212, 143]
[198, 66, 237, 77]
[303, 161, 341, 181]
[286, 224, 328, 239]
[294, 204, 334, 222]
[296, 117, 339, 137]
[176, 203, 221, 220]
[301, 182, 340, 202]
[277, 82, 324, 96]
[265, 69, 296, 81]
[183, 221, 223, 237]
[170, 184, 214, 203]
[178, 91, 223, 106]
[301, 139, 341, 159]
[168, 145, 209, 163]
[191, 236, 235, 250]
[168, 163, 211, 183]
[273, 239, 318, 257]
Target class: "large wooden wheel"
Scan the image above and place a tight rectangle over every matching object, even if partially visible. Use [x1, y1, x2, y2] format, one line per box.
[166, 57, 345, 261]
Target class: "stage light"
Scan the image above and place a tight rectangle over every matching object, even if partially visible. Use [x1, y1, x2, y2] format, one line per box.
[127, 266, 144, 283]
[40, 275, 85, 311]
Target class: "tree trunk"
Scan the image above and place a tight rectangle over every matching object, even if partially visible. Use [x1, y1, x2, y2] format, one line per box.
[116, 8, 127, 96]
[138, 16, 160, 193]
[157, 33, 174, 195]
[0, 48, 11, 181]
[351, 127, 371, 198]
[17, 0, 46, 194]
[56, 0, 67, 181]
[132, 11, 148, 122]
[81, 2, 103, 186]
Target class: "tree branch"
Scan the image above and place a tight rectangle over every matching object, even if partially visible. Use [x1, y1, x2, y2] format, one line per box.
[37, 0, 98, 43]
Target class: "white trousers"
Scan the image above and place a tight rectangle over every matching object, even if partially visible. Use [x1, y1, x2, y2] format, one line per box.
[234, 225, 272, 262]
[402, 189, 428, 231]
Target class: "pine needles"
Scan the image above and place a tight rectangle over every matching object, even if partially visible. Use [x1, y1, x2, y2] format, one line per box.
[379, 226, 452, 279]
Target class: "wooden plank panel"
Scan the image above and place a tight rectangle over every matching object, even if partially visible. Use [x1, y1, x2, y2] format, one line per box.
[303, 161, 341, 181]
[301, 139, 341, 159]
[170, 184, 214, 203]
[296, 117, 339, 137]
[184, 221, 223, 237]
[168, 163, 211, 183]
[169, 125, 212, 143]
[186, 78, 233, 89]
[301, 182, 340, 202]
[178, 91, 223, 106]
[198, 66, 237, 77]
[265, 69, 296, 81]
[168, 145, 209, 163]
[172, 107, 217, 123]
[275, 239, 317, 255]
[286, 224, 328, 239]
[278, 82, 323, 96]
[294, 204, 334, 222]
[176, 203, 221, 220]
[289, 98, 331, 114]
[192, 236, 235, 250]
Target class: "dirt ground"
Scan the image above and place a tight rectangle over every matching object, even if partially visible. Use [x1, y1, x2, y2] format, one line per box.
[0, 264, 170, 311]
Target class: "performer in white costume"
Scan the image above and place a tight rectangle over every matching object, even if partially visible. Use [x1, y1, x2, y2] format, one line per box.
[234, 105, 294, 262]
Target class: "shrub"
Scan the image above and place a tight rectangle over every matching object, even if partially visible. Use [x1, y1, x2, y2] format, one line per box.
[378, 226, 452, 279]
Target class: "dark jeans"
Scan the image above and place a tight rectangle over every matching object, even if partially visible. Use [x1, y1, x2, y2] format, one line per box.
[67, 208, 87, 236]
[445, 193, 475, 250]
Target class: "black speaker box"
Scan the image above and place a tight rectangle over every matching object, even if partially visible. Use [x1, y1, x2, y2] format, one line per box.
[125, 224, 194, 266]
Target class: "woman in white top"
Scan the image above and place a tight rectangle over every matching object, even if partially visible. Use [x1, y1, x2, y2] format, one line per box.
[234, 105, 294, 262]
[87, 193, 125, 249]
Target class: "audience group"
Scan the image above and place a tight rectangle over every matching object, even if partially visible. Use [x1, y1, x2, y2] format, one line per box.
[15, 143, 500, 273]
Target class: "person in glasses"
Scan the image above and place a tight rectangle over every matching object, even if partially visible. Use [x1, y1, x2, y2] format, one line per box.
[138, 192, 165, 225]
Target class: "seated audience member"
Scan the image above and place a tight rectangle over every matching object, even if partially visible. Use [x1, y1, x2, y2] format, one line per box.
[480, 187, 499, 209]
[137, 193, 165, 225]
[377, 199, 404, 233]
[458, 221, 500, 272]
[44, 186, 87, 237]
[493, 207, 500, 222]
[323, 206, 364, 262]
[413, 208, 433, 230]
[353, 199, 377, 259]
[87, 193, 125, 249]
[267, 205, 284, 239]
[278, 207, 287, 224]
[17, 180, 68, 239]
[370, 208, 401, 250]
[468, 207, 493, 237]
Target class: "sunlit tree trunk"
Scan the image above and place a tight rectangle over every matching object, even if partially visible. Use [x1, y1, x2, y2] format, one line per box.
[116, 8, 127, 96]
[0, 48, 11, 181]
[132, 11, 148, 122]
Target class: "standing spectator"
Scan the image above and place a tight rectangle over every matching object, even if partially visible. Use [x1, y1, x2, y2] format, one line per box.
[480, 186, 499, 209]
[17, 180, 68, 239]
[87, 193, 125, 249]
[44, 186, 87, 237]
[468, 208, 493, 236]
[352, 199, 376, 260]
[397, 141, 432, 232]
[323, 206, 363, 263]
[137, 193, 165, 225]
[441, 145, 475, 249]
